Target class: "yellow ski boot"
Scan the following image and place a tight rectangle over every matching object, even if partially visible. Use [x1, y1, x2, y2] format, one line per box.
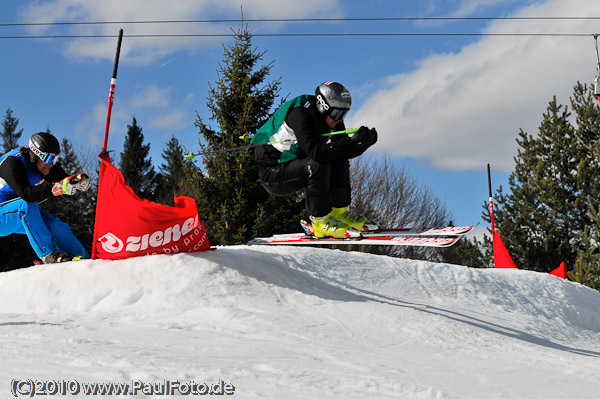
[308, 212, 362, 239]
[330, 207, 379, 232]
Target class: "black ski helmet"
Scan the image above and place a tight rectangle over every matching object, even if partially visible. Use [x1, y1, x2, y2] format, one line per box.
[314, 81, 352, 121]
[29, 132, 60, 164]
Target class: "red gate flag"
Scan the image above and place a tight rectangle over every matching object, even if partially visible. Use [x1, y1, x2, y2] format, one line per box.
[92, 153, 210, 260]
[488, 164, 518, 269]
[493, 229, 518, 269]
[549, 261, 567, 279]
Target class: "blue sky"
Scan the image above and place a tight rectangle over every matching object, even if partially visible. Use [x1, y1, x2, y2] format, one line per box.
[2, 0, 600, 232]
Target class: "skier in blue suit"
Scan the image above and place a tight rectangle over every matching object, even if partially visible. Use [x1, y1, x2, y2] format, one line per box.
[0, 132, 91, 263]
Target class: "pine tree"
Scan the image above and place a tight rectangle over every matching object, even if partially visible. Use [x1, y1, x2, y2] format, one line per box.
[490, 82, 600, 273]
[156, 135, 187, 205]
[571, 82, 600, 218]
[492, 99, 578, 271]
[188, 25, 303, 245]
[59, 136, 84, 175]
[569, 202, 600, 291]
[568, 82, 600, 290]
[119, 117, 157, 201]
[2, 107, 24, 153]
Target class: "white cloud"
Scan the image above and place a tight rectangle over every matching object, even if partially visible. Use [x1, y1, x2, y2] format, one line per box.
[74, 85, 191, 152]
[129, 86, 172, 109]
[73, 103, 110, 148]
[20, 0, 343, 65]
[149, 110, 188, 130]
[349, 0, 600, 172]
[448, 0, 525, 18]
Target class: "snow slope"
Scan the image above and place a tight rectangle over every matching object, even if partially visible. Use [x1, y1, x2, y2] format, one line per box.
[1, 246, 599, 398]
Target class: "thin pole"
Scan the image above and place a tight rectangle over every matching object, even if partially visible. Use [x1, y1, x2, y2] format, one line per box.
[186, 128, 362, 159]
[93, 29, 123, 259]
[101, 29, 123, 155]
[487, 163, 495, 234]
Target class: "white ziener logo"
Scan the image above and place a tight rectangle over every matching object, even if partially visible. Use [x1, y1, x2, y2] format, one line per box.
[98, 215, 199, 254]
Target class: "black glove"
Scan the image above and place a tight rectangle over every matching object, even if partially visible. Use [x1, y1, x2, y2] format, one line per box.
[351, 126, 377, 148]
[368, 128, 378, 146]
[350, 126, 372, 148]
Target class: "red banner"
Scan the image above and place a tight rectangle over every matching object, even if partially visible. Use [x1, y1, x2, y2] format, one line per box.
[92, 153, 210, 260]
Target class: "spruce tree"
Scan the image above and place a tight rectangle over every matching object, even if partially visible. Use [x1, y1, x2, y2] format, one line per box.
[570, 203, 600, 291]
[568, 82, 600, 289]
[156, 135, 187, 205]
[571, 82, 600, 216]
[119, 117, 157, 201]
[2, 107, 23, 153]
[59, 136, 84, 174]
[490, 83, 600, 273]
[188, 25, 303, 245]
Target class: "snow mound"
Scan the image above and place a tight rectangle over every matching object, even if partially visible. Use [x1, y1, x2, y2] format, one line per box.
[1, 246, 599, 399]
[1, 246, 598, 333]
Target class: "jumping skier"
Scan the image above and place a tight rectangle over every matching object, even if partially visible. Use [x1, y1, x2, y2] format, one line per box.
[0, 132, 91, 263]
[252, 81, 379, 238]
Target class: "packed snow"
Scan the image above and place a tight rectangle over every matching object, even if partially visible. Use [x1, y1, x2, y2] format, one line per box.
[1, 245, 599, 398]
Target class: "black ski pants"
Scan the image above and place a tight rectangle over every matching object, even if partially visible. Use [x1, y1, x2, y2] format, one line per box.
[258, 157, 351, 217]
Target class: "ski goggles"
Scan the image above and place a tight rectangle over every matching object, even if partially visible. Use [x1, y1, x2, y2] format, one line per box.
[40, 152, 59, 165]
[329, 108, 349, 121]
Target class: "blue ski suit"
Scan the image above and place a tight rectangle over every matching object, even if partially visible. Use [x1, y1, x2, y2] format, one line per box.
[0, 148, 90, 259]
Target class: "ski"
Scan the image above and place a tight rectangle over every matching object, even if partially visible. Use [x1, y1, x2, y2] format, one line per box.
[360, 223, 479, 237]
[248, 222, 477, 247]
[297, 219, 477, 238]
[248, 234, 461, 247]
